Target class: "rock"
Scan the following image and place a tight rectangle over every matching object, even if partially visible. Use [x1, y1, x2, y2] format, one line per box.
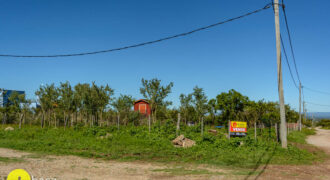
[182, 138, 196, 148]
[105, 133, 112, 138]
[5, 127, 14, 131]
[98, 133, 112, 140]
[172, 135, 185, 146]
[172, 135, 196, 148]
[208, 129, 217, 135]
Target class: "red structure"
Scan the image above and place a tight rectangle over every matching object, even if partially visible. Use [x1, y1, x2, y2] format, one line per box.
[134, 99, 151, 116]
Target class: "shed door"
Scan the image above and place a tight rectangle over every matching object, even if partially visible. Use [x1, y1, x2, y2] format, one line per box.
[139, 104, 147, 114]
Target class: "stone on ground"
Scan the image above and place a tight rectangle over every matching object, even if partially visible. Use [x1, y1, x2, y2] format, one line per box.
[4, 127, 14, 131]
[172, 135, 195, 148]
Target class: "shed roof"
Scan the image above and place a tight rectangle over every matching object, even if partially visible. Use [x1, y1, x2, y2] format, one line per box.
[134, 99, 149, 104]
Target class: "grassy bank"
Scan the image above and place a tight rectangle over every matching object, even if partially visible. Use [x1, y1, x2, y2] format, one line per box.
[0, 124, 323, 167]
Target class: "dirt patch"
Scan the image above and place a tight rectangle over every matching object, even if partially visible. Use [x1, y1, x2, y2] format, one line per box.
[0, 148, 228, 180]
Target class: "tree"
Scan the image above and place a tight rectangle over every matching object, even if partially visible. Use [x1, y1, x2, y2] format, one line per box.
[35, 84, 59, 128]
[140, 78, 173, 122]
[112, 94, 135, 125]
[8, 91, 30, 128]
[179, 93, 193, 124]
[192, 86, 208, 123]
[59, 81, 74, 128]
[208, 98, 217, 125]
[216, 89, 249, 125]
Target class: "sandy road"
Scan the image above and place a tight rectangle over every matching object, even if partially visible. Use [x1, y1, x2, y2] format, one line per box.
[307, 128, 330, 153]
[0, 128, 329, 180]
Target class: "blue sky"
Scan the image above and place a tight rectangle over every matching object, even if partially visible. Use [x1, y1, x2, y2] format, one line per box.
[0, 0, 329, 112]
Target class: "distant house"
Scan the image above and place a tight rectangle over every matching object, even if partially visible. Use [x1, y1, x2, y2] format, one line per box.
[0, 89, 25, 107]
[134, 99, 151, 116]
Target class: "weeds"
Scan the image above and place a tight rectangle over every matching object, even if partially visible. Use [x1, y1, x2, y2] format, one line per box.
[0, 125, 323, 167]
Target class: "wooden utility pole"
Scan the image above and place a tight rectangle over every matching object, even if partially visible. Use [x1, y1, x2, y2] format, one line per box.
[304, 103, 307, 123]
[274, 0, 287, 148]
[303, 101, 306, 123]
[299, 83, 302, 131]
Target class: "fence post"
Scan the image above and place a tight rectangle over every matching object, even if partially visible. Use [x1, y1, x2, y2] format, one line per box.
[201, 116, 204, 137]
[117, 114, 120, 130]
[148, 115, 151, 133]
[176, 113, 180, 137]
[228, 120, 231, 140]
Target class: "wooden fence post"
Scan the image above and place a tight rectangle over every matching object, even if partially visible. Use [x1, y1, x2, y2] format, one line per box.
[228, 120, 231, 140]
[148, 115, 151, 133]
[176, 113, 180, 136]
[117, 114, 120, 130]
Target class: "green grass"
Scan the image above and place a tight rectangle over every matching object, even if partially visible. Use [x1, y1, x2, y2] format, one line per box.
[0, 156, 24, 163]
[288, 128, 316, 144]
[0, 124, 324, 168]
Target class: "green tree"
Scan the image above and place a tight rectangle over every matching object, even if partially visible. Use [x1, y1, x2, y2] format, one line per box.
[192, 86, 208, 123]
[216, 89, 249, 125]
[140, 78, 173, 122]
[35, 84, 59, 128]
[8, 91, 30, 128]
[112, 94, 135, 125]
[59, 81, 74, 128]
[208, 98, 217, 125]
[179, 93, 193, 124]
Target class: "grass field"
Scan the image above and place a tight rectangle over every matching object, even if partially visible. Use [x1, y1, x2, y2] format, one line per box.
[0, 124, 324, 168]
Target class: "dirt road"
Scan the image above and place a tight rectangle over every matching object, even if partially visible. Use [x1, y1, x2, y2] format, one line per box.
[307, 128, 330, 153]
[0, 128, 329, 180]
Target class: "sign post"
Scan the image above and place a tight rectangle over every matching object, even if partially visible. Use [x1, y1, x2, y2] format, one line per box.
[229, 121, 247, 137]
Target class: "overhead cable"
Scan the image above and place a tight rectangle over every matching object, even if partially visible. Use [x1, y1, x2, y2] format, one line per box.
[0, 3, 272, 58]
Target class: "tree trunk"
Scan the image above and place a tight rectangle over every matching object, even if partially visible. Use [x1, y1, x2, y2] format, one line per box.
[275, 123, 279, 142]
[254, 121, 257, 140]
[41, 111, 45, 128]
[19, 113, 24, 129]
[201, 116, 204, 137]
[71, 113, 73, 127]
[64, 111, 67, 129]
[2, 113, 7, 125]
[117, 114, 120, 130]
[148, 115, 151, 133]
[53, 113, 57, 128]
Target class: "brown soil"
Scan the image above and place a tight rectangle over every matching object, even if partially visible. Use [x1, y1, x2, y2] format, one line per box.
[0, 128, 329, 180]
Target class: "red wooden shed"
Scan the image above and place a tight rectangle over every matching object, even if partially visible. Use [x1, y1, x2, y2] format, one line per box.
[134, 99, 151, 116]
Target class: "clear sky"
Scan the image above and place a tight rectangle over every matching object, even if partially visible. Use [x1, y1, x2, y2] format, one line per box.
[0, 0, 329, 112]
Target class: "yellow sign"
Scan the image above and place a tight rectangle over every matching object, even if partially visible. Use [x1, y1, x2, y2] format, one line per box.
[230, 121, 247, 132]
[7, 169, 31, 180]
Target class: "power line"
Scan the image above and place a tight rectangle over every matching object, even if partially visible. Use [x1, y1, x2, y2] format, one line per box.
[305, 101, 330, 107]
[281, 0, 301, 84]
[304, 86, 330, 96]
[280, 34, 298, 89]
[0, 3, 272, 58]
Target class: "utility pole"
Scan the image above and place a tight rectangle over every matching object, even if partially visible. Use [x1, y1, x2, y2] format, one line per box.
[304, 103, 307, 123]
[299, 83, 302, 131]
[274, 0, 287, 148]
[303, 101, 306, 123]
